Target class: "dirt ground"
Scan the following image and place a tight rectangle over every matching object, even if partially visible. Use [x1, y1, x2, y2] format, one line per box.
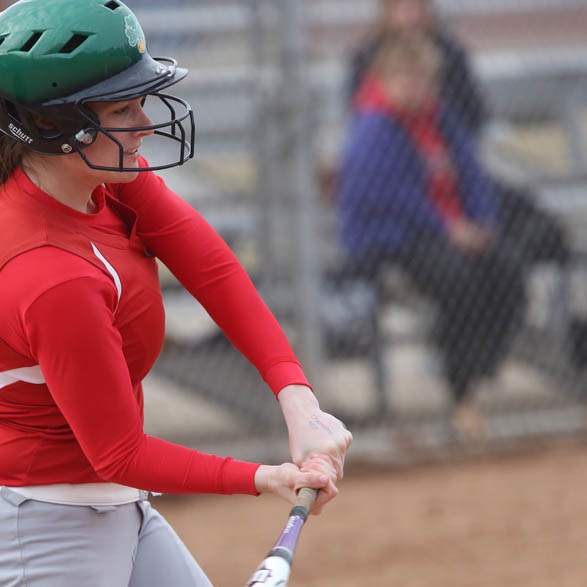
[156, 441, 587, 587]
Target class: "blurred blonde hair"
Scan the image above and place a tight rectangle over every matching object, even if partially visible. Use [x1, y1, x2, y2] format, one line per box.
[371, 32, 441, 81]
[377, 0, 434, 33]
[381, 0, 432, 13]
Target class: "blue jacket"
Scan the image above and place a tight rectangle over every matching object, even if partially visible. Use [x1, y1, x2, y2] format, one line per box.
[337, 106, 499, 257]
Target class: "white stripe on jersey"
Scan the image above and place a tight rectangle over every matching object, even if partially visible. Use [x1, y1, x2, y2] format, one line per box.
[91, 243, 122, 304]
[0, 365, 45, 390]
[0, 244, 122, 390]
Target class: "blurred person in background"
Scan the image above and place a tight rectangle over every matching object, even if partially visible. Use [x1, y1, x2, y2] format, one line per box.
[336, 34, 527, 438]
[348, 0, 486, 135]
[345, 0, 568, 269]
[0, 1, 351, 585]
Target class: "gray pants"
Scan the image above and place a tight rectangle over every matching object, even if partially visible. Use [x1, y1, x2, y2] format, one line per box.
[0, 487, 213, 587]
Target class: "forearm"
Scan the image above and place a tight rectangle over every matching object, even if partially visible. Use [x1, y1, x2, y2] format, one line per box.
[278, 384, 352, 478]
[97, 433, 260, 495]
[193, 277, 310, 394]
[278, 384, 319, 420]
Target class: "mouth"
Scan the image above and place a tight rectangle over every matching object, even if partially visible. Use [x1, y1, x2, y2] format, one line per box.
[125, 147, 141, 158]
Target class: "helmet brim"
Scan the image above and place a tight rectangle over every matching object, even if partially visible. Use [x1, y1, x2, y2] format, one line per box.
[41, 54, 187, 107]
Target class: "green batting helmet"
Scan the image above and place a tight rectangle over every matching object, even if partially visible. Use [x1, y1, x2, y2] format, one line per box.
[0, 0, 195, 172]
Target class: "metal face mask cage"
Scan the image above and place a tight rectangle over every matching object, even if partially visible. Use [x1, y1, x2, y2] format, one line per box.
[0, 56, 197, 173]
[73, 91, 196, 173]
[54, 56, 196, 173]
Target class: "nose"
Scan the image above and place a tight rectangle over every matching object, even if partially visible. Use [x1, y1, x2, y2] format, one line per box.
[135, 107, 155, 138]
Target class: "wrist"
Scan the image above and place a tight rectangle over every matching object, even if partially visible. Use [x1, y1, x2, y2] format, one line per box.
[278, 385, 319, 418]
[254, 465, 274, 494]
[254, 465, 271, 493]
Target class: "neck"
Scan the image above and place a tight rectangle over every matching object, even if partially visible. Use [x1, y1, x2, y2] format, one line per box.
[22, 157, 100, 214]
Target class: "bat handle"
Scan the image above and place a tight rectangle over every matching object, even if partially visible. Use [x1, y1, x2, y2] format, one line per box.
[294, 487, 318, 514]
[245, 488, 318, 586]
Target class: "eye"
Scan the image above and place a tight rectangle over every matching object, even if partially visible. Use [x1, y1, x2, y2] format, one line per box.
[112, 105, 131, 115]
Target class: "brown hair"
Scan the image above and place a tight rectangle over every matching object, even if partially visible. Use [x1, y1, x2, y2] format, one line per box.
[0, 134, 28, 185]
[371, 32, 441, 81]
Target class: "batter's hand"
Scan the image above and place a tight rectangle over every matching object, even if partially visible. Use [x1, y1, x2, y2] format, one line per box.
[447, 219, 494, 255]
[254, 462, 337, 515]
[278, 385, 352, 482]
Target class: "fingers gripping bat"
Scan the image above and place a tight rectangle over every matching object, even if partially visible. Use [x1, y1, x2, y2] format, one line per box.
[245, 488, 318, 587]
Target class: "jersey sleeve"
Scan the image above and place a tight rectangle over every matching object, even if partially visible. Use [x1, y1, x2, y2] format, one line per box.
[113, 160, 310, 395]
[24, 275, 260, 495]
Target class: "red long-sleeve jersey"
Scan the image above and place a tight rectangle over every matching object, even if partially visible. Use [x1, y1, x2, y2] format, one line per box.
[0, 160, 310, 495]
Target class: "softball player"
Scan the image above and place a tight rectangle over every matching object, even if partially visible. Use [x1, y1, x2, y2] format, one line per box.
[0, 1, 352, 585]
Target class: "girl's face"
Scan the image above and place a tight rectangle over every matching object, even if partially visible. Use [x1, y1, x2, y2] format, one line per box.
[79, 97, 155, 183]
[382, 0, 433, 33]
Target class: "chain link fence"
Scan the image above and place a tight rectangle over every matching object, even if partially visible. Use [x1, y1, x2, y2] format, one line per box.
[126, 0, 587, 462]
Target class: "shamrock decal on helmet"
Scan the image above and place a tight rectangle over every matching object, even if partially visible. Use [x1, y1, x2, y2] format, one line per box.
[124, 15, 146, 53]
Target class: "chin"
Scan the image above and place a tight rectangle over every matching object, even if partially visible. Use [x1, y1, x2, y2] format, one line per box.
[100, 169, 139, 184]
[116, 170, 140, 183]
